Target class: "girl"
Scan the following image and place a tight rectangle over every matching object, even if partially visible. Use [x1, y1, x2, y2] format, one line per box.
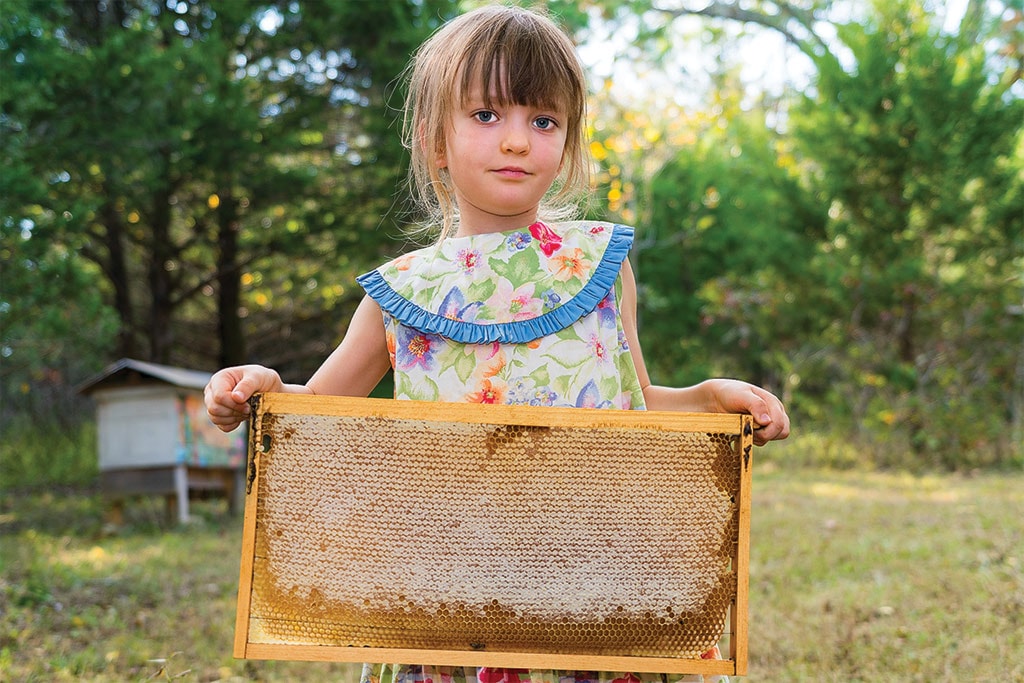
[205, 5, 789, 683]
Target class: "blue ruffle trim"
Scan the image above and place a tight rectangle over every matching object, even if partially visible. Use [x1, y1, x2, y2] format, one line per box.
[357, 224, 634, 345]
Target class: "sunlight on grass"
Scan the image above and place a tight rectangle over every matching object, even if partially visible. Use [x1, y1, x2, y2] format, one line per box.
[807, 476, 965, 503]
[56, 540, 168, 572]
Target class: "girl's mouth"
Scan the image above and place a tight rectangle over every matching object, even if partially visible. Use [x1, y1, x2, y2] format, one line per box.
[494, 167, 529, 177]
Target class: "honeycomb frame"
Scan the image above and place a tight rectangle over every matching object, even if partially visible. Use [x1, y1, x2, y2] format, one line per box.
[234, 394, 755, 676]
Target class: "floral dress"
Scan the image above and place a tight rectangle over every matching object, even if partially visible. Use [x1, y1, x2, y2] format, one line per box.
[356, 221, 729, 683]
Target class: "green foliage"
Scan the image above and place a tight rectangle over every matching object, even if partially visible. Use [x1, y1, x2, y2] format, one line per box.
[786, 0, 1024, 466]
[0, 223, 118, 426]
[642, 98, 827, 389]
[0, 0, 457, 385]
[616, 0, 1023, 469]
[1, 0, 1021, 470]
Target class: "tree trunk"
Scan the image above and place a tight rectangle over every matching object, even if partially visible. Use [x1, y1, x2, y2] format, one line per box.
[217, 192, 247, 367]
[99, 201, 136, 359]
[148, 184, 175, 364]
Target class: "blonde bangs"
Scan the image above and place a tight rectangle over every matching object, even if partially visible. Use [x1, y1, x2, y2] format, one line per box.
[457, 16, 585, 122]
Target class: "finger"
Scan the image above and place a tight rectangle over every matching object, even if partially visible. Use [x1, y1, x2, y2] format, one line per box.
[209, 414, 239, 429]
[754, 427, 779, 446]
[752, 412, 790, 445]
[207, 371, 240, 397]
[208, 407, 248, 431]
[752, 425, 778, 446]
[212, 419, 243, 433]
[747, 395, 774, 429]
[207, 402, 245, 419]
[230, 374, 263, 404]
[748, 391, 789, 445]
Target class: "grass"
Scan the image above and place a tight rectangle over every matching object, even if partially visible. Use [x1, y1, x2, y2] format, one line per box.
[1, 467, 1022, 682]
[747, 465, 1024, 681]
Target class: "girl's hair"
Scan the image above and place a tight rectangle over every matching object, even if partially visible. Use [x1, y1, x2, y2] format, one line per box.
[402, 4, 590, 240]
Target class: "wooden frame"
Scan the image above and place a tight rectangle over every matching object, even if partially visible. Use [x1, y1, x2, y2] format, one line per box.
[235, 394, 754, 675]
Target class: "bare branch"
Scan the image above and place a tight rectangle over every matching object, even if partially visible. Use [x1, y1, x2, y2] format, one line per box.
[652, 0, 837, 68]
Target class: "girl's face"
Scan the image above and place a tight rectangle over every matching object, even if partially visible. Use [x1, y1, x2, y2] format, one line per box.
[441, 80, 568, 237]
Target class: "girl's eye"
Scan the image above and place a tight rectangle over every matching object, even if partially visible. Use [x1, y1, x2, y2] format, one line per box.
[474, 111, 496, 123]
[534, 116, 557, 130]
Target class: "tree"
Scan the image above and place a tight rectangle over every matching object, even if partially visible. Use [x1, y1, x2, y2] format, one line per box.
[1, 0, 456, 384]
[561, 0, 1023, 466]
[0, 221, 119, 424]
[786, 0, 1023, 464]
[643, 87, 827, 393]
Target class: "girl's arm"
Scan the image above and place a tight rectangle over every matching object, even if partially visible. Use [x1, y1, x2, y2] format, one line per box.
[204, 295, 392, 432]
[618, 259, 790, 446]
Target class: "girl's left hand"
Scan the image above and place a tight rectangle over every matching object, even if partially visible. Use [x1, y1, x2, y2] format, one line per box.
[704, 379, 790, 446]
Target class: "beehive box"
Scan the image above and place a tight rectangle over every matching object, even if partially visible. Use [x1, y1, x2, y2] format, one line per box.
[78, 358, 247, 523]
[235, 393, 755, 676]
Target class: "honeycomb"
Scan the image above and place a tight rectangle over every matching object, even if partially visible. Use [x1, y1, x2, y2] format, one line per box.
[242, 402, 745, 661]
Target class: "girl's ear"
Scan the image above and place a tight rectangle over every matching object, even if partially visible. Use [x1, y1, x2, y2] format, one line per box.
[434, 136, 448, 170]
[418, 121, 447, 169]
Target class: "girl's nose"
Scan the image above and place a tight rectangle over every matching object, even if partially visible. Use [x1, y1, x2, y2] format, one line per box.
[501, 124, 530, 155]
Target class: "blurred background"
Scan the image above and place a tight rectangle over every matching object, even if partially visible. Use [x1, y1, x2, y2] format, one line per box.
[2, 0, 1022, 475]
[1, 1, 1022, 679]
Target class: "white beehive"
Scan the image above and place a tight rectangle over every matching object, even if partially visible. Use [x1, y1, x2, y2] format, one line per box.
[79, 358, 246, 523]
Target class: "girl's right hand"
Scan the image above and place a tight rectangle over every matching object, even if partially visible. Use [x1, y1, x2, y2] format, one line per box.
[204, 364, 284, 432]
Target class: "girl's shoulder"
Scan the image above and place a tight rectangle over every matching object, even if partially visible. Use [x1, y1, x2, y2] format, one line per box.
[356, 221, 634, 344]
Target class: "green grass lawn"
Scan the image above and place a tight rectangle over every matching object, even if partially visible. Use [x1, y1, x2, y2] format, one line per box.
[1, 467, 1022, 682]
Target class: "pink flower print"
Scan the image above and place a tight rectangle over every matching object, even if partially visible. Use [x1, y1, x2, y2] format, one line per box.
[487, 280, 541, 322]
[474, 342, 506, 378]
[548, 247, 590, 282]
[611, 675, 641, 683]
[701, 644, 723, 659]
[588, 224, 606, 235]
[457, 248, 482, 273]
[589, 334, 607, 361]
[478, 669, 528, 683]
[528, 221, 563, 256]
[395, 326, 439, 371]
